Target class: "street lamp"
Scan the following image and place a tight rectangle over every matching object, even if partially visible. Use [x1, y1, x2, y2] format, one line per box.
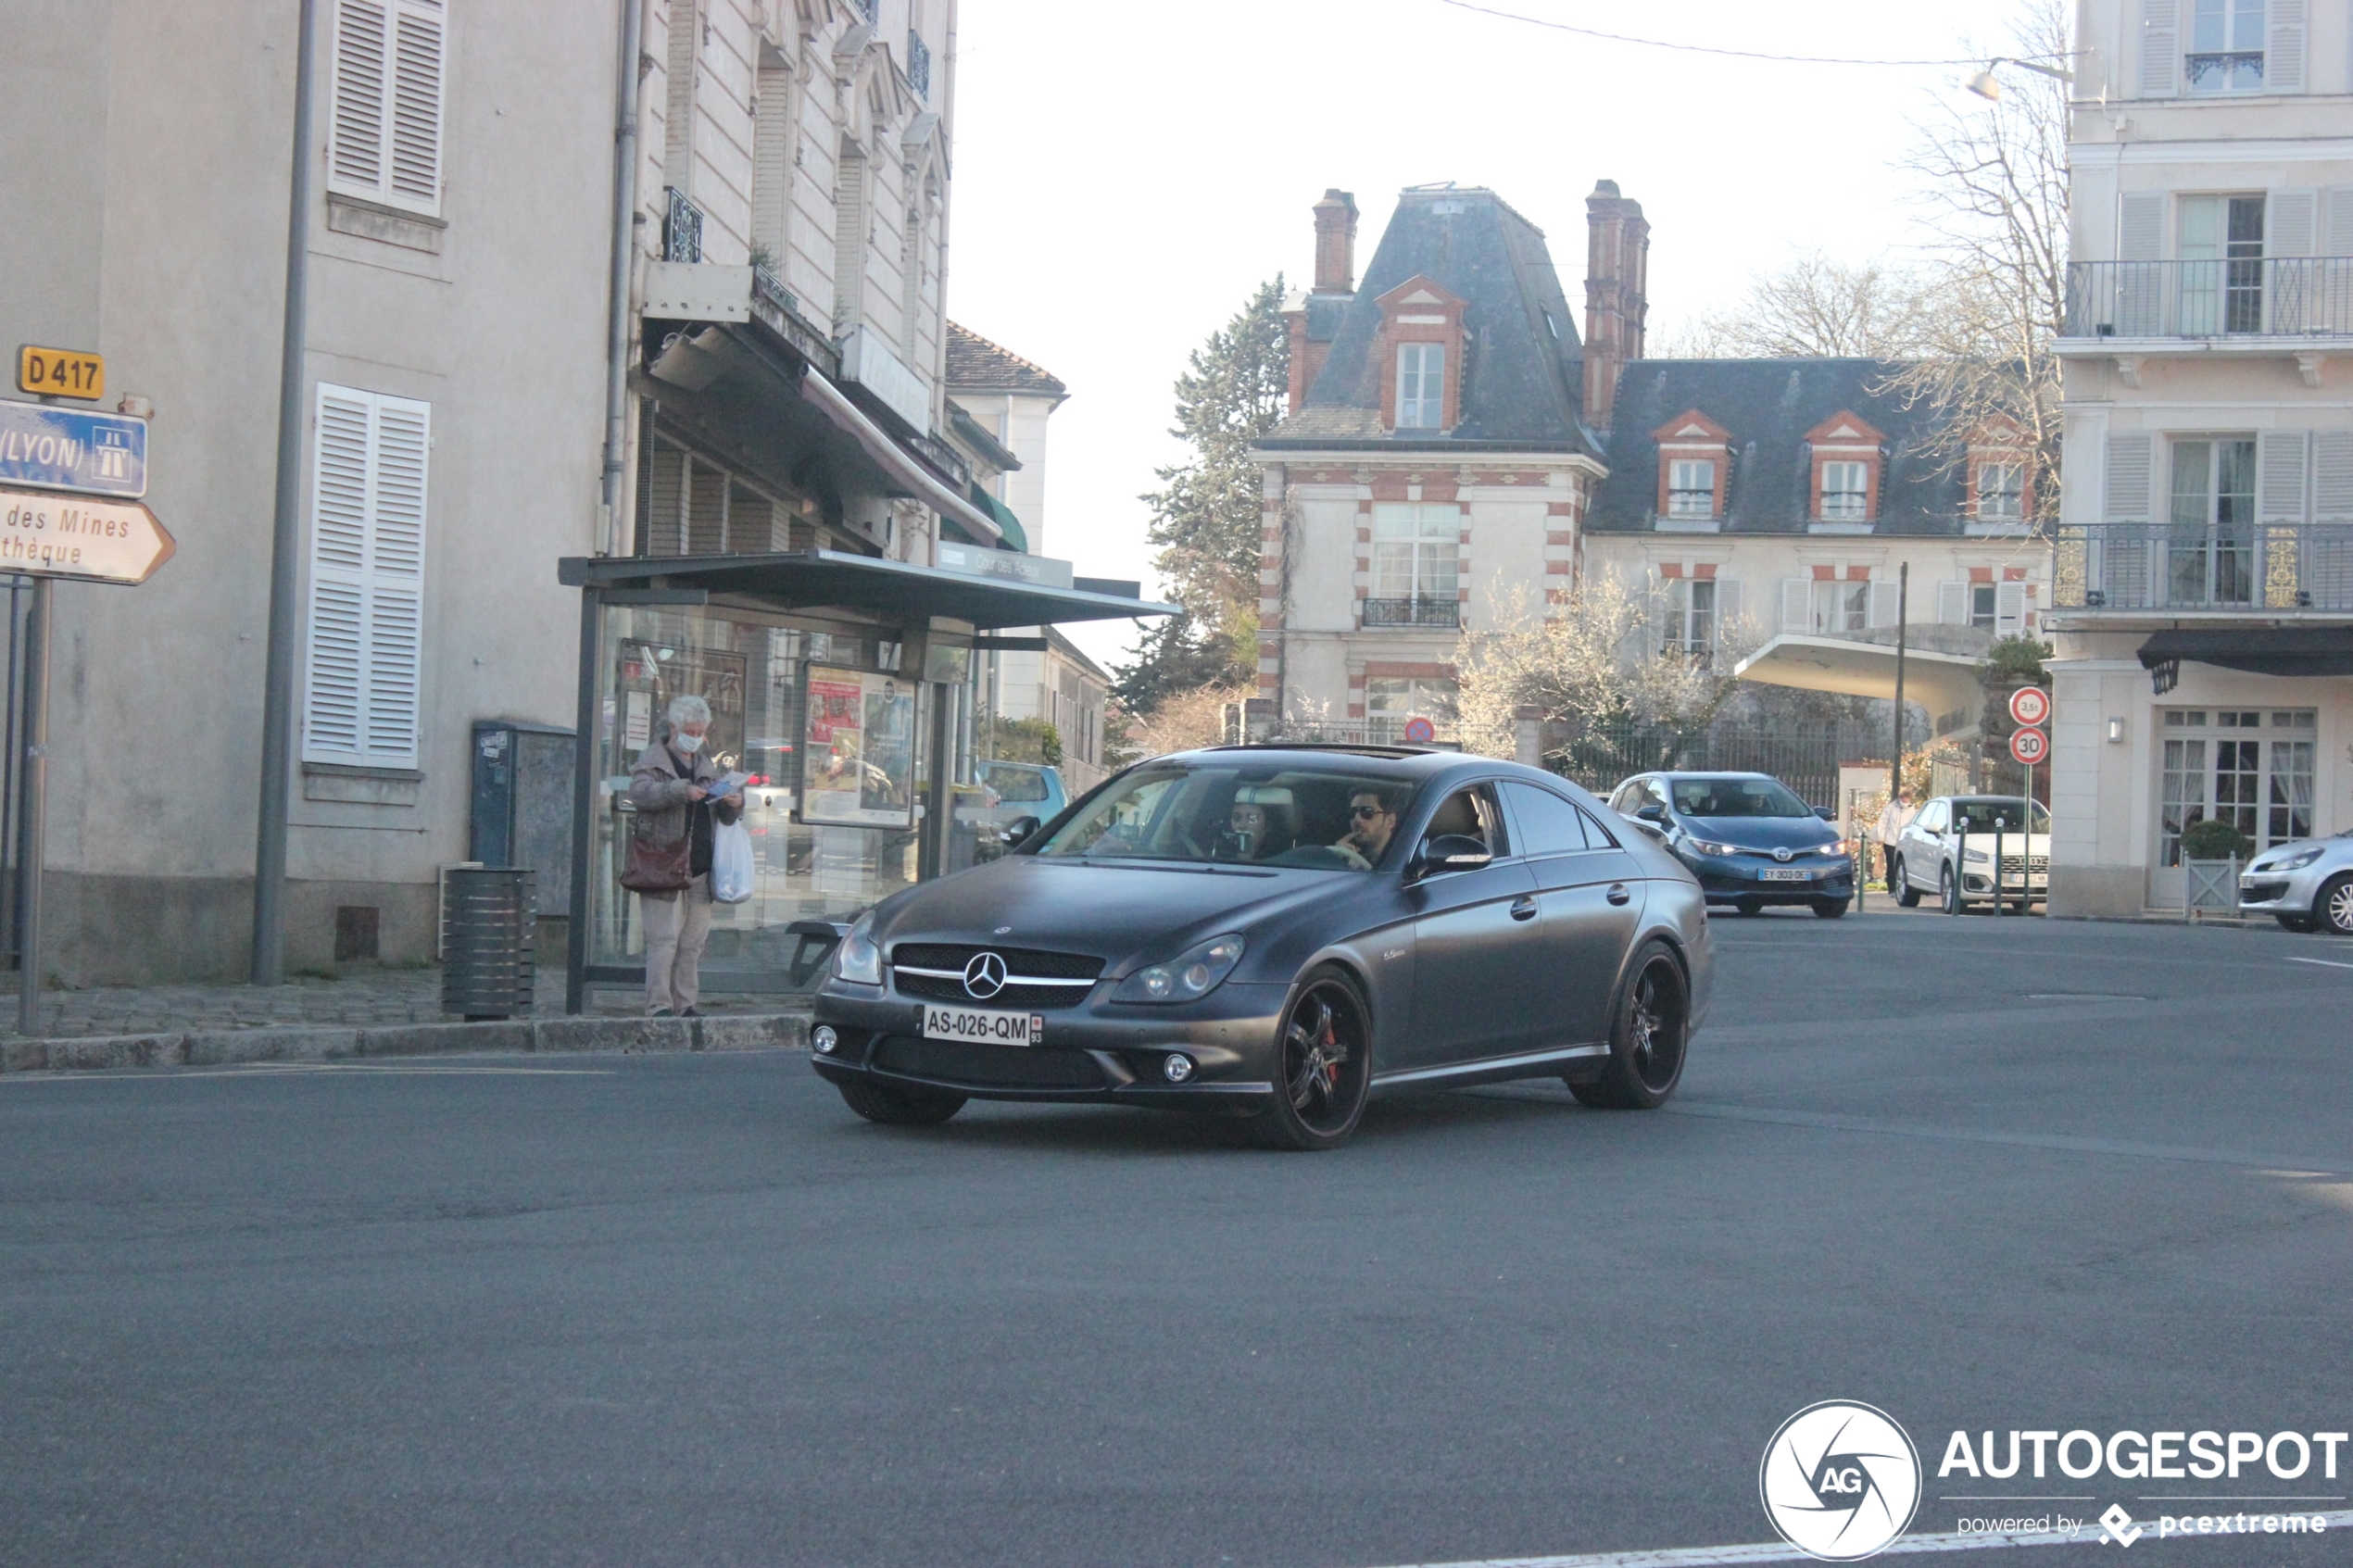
[1966, 56, 2076, 100]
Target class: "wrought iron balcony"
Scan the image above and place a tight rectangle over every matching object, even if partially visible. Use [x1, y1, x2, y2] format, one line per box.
[2063, 258, 2353, 340]
[1361, 596, 1460, 628]
[2052, 522, 2353, 611]
[663, 187, 704, 265]
[906, 29, 931, 99]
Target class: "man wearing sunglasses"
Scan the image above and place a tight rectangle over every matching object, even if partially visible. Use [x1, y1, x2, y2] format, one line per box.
[1335, 787, 1399, 867]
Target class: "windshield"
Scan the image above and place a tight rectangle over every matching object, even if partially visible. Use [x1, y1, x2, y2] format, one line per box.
[1950, 797, 2051, 833]
[1033, 764, 1420, 872]
[981, 764, 1051, 802]
[1669, 776, 1814, 819]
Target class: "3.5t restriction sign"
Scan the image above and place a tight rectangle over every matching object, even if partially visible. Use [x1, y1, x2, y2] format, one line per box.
[2010, 725, 2049, 766]
[2008, 686, 2050, 727]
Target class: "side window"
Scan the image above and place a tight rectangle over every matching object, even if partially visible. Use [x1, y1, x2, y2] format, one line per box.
[1917, 801, 1947, 834]
[1609, 781, 1640, 813]
[1578, 806, 1620, 848]
[1502, 782, 1591, 856]
[1425, 784, 1509, 857]
[1643, 778, 1673, 813]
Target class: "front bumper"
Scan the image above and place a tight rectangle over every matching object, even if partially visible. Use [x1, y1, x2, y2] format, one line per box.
[809, 978, 1290, 1109]
[1689, 857, 1856, 904]
[2238, 864, 2327, 914]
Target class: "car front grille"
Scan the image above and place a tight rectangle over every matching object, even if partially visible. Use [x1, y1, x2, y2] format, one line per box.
[872, 1035, 1106, 1090]
[888, 943, 1104, 1010]
[2240, 879, 2291, 903]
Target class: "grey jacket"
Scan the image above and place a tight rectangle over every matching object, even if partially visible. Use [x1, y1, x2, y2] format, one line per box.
[628, 734, 743, 887]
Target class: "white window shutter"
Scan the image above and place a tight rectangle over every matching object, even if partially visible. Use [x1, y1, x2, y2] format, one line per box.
[386, 1, 445, 214]
[328, 0, 390, 199]
[1937, 581, 1968, 624]
[751, 68, 796, 262]
[2106, 433, 2155, 522]
[2314, 431, 2353, 522]
[304, 384, 430, 769]
[2119, 192, 2164, 260]
[1867, 581, 1895, 629]
[1780, 579, 1810, 633]
[2270, 190, 2318, 256]
[2326, 189, 2353, 259]
[2259, 430, 2309, 524]
[2140, 0, 2178, 96]
[1995, 582, 2027, 634]
[2268, 0, 2306, 93]
[1713, 579, 1742, 637]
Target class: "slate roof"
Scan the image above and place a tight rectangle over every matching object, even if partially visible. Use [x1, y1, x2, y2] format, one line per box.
[1258, 186, 1597, 456]
[1586, 358, 1971, 535]
[945, 322, 1068, 400]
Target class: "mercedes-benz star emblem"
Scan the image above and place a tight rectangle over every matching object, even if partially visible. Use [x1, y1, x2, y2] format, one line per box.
[1774, 847, 1793, 863]
[963, 951, 1008, 1000]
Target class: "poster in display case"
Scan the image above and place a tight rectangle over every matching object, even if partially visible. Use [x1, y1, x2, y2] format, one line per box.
[799, 665, 918, 828]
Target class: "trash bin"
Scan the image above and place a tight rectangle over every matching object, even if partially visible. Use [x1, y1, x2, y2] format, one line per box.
[442, 867, 535, 1021]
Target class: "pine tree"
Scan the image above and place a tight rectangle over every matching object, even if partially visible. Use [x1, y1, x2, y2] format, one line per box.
[1114, 277, 1290, 712]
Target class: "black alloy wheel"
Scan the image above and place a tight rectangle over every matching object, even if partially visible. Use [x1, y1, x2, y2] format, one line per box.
[837, 1078, 967, 1126]
[1569, 941, 1691, 1110]
[1893, 856, 1921, 907]
[1256, 965, 1373, 1150]
[1941, 864, 1963, 916]
[2321, 874, 2353, 937]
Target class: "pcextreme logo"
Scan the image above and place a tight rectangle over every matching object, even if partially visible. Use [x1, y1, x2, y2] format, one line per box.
[1758, 1400, 1923, 1562]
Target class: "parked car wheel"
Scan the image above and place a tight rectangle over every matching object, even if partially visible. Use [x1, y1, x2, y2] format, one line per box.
[1253, 965, 1373, 1151]
[1941, 864, 1962, 916]
[837, 1078, 967, 1126]
[1892, 856, 1921, 908]
[2320, 874, 2353, 937]
[1732, 897, 1764, 917]
[1569, 942, 1690, 1110]
[1812, 898, 1849, 919]
[2278, 913, 2318, 933]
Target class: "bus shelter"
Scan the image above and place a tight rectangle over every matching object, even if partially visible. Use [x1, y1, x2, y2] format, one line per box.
[556, 550, 1171, 1012]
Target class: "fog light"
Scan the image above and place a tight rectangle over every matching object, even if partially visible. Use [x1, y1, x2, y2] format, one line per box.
[1162, 1053, 1195, 1084]
[812, 1025, 838, 1054]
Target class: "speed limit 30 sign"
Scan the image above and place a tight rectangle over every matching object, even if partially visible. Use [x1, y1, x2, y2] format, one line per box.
[2010, 725, 2049, 766]
[2008, 685, 2050, 727]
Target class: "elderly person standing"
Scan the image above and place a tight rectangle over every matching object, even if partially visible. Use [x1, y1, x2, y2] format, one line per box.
[1873, 790, 1915, 887]
[629, 695, 743, 1017]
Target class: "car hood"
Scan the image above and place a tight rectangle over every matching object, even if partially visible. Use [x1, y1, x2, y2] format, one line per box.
[2249, 838, 2352, 870]
[1680, 816, 1841, 851]
[868, 855, 1350, 976]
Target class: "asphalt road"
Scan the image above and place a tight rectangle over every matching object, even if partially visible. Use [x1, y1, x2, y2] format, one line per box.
[6, 908, 2353, 1567]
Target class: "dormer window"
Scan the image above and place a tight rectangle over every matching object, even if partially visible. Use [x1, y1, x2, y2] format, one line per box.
[1977, 462, 2025, 521]
[1667, 461, 1717, 518]
[1820, 462, 1870, 521]
[1650, 409, 1732, 526]
[1397, 344, 1446, 429]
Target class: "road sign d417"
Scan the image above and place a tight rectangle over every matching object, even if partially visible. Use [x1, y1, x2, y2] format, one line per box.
[2007, 685, 2051, 727]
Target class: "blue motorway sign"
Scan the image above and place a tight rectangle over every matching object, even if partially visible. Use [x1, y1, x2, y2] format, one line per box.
[0, 398, 146, 499]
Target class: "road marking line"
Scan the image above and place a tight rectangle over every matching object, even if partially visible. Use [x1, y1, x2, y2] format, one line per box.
[1362, 1509, 2353, 1567]
[2285, 955, 2353, 971]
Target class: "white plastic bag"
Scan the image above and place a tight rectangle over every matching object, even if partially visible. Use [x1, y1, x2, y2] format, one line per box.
[711, 819, 756, 904]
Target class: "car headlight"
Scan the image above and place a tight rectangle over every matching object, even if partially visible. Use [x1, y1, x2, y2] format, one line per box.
[2269, 847, 2325, 872]
[1688, 838, 1739, 856]
[1963, 847, 1991, 864]
[833, 913, 882, 985]
[1114, 935, 1246, 1004]
[1823, 838, 1856, 858]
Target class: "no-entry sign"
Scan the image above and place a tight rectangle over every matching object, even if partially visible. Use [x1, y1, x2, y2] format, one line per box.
[2008, 685, 2051, 727]
[2009, 725, 2049, 766]
[0, 487, 175, 584]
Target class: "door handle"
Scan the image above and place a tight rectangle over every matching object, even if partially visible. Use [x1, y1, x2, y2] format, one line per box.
[1605, 883, 1631, 906]
[1509, 896, 1539, 922]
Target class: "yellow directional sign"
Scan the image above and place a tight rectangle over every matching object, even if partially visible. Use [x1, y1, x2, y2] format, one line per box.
[0, 486, 174, 584]
[17, 346, 105, 402]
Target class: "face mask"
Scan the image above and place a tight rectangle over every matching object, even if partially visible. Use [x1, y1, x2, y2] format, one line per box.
[673, 732, 704, 754]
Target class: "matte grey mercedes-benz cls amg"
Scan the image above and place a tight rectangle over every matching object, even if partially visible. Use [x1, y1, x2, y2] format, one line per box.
[811, 746, 1712, 1149]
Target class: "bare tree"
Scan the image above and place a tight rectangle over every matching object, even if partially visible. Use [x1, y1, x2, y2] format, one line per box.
[1882, 0, 2071, 523]
[1666, 253, 1942, 359]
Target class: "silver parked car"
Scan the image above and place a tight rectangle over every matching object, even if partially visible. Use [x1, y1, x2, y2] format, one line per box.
[1890, 796, 2050, 914]
[2237, 833, 2353, 934]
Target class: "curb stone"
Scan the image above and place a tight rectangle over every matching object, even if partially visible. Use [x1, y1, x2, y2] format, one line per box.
[0, 1009, 811, 1073]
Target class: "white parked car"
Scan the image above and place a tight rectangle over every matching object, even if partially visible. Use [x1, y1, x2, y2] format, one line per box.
[1890, 795, 2050, 914]
[2237, 833, 2353, 934]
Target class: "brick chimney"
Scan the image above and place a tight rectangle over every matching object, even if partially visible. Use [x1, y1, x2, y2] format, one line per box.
[1581, 179, 1650, 434]
[1312, 189, 1359, 295]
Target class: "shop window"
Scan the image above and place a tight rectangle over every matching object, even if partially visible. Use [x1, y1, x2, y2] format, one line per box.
[2157, 707, 2316, 864]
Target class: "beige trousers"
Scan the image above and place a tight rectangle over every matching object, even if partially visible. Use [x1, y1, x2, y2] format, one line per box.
[640, 873, 712, 1014]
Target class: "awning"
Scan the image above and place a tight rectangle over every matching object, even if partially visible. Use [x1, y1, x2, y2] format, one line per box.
[559, 549, 1176, 632]
[966, 483, 1027, 553]
[798, 370, 1003, 546]
[2139, 626, 2353, 685]
[1733, 633, 1989, 736]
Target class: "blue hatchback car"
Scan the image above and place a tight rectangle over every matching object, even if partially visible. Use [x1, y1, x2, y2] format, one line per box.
[1606, 771, 1856, 918]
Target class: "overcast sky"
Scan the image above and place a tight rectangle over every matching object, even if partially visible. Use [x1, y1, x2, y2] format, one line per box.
[947, 1, 2024, 671]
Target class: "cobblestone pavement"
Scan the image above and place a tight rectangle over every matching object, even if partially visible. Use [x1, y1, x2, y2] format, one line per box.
[12, 968, 800, 1039]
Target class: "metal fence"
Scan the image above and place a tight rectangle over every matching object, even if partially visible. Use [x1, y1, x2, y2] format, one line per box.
[1548, 718, 1888, 810]
[2064, 257, 2353, 339]
[2051, 522, 2353, 611]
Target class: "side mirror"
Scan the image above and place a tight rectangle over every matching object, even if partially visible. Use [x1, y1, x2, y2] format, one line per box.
[1635, 803, 1667, 823]
[1003, 815, 1042, 847]
[1815, 806, 1836, 822]
[1415, 833, 1494, 877]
